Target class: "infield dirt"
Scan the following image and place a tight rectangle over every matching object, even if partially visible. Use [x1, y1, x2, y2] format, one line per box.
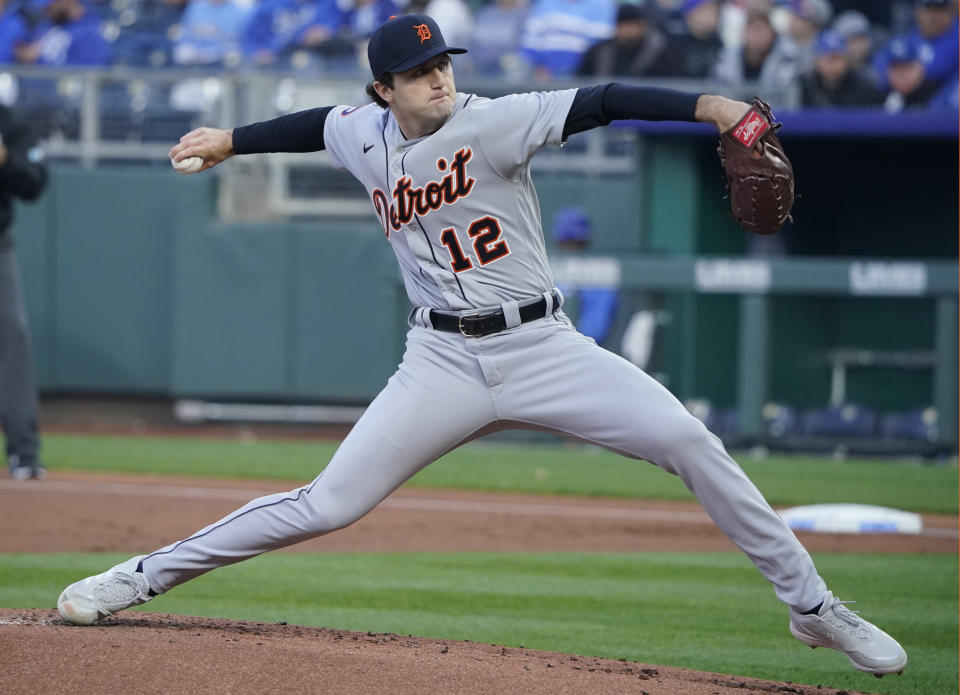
[2, 607, 885, 695]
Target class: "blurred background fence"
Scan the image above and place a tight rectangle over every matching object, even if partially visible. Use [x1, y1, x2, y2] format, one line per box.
[7, 65, 958, 456]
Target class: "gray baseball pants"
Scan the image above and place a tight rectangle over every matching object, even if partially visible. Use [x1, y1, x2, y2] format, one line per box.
[141, 310, 827, 612]
[0, 247, 40, 466]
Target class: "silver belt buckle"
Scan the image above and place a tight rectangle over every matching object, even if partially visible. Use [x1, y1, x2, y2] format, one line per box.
[458, 313, 480, 337]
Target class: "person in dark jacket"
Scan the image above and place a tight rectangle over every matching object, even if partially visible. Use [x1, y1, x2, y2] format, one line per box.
[801, 29, 882, 107]
[0, 103, 48, 480]
[576, 1, 680, 78]
[669, 0, 723, 78]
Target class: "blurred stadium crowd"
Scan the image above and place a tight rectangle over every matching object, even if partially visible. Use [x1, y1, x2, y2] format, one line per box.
[0, 0, 956, 112]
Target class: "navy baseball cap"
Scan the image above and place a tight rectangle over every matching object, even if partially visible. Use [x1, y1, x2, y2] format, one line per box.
[368, 14, 467, 78]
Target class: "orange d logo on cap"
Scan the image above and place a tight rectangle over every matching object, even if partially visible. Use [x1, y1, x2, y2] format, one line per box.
[414, 23, 432, 43]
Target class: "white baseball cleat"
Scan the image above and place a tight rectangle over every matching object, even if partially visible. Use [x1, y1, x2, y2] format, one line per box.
[789, 591, 907, 677]
[57, 555, 153, 626]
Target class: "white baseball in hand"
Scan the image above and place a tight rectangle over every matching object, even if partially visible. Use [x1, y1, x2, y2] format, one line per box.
[172, 156, 204, 174]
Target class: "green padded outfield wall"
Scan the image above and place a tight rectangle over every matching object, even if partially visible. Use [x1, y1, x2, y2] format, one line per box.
[10, 167, 654, 403]
[11, 166, 408, 403]
[55, 168, 177, 392]
[168, 217, 407, 400]
[9, 137, 957, 411]
[171, 219, 294, 397]
[12, 167, 184, 392]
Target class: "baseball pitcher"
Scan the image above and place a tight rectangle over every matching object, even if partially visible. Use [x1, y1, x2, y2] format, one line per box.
[58, 14, 906, 679]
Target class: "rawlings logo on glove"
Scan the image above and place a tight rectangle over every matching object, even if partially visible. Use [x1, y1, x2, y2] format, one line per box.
[717, 98, 794, 236]
[731, 111, 769, 148]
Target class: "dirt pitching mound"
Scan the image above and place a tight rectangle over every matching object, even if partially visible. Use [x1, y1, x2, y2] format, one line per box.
[1, 609, 873, 695]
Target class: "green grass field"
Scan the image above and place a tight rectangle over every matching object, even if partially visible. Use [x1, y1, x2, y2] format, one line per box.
[3, 433, 957, 694]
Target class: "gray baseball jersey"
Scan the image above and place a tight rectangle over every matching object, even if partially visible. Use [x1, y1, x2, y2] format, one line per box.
[324, 90, 576, 311]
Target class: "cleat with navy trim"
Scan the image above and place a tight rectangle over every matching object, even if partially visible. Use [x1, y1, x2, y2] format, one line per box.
[58, 555, 153, 625]
[790, 591, 907, 676]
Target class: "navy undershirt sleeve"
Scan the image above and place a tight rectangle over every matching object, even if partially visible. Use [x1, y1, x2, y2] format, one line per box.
[563, 84, 701, 139]
[232, 106, 334, 154]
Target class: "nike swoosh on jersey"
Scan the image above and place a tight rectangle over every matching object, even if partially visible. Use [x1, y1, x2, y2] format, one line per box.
[363, 143, 375, 153]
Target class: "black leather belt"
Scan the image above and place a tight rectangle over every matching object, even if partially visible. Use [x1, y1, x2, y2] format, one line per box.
[430, 291, 559, 338]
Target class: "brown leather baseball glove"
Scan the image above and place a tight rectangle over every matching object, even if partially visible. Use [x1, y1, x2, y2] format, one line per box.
[717, 97, 794, 236]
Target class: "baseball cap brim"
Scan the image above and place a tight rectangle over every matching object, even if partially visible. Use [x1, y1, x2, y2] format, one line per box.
[387, 45, 467, 75]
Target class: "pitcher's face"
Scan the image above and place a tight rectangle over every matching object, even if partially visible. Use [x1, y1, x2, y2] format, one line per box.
[377, 54, 456, 139]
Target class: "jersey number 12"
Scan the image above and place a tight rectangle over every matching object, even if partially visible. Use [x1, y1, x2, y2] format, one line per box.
[439, 216, 510, 273]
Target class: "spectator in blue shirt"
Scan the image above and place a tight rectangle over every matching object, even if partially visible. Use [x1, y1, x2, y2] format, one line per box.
[882, 35, 945, 111]
[242, 0, 344, 68]
[520, 0, 615, 80]
[875, 0, 958, 95]
[0, 0, 30, 63]
[17, 0, 110, 65]
[290, 0, 349, 61]
[912, 0, 959, 83]
[173, 0, 250, 67]
[112, 0, 188, 67]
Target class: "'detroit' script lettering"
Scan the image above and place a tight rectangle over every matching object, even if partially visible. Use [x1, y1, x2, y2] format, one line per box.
[391, 148, 475, 229]
[371, 148, 476, 237]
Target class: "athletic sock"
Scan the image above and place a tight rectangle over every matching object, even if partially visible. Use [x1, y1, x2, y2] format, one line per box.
[135, 560, 158, 596]
[800, 601, 823, 615]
